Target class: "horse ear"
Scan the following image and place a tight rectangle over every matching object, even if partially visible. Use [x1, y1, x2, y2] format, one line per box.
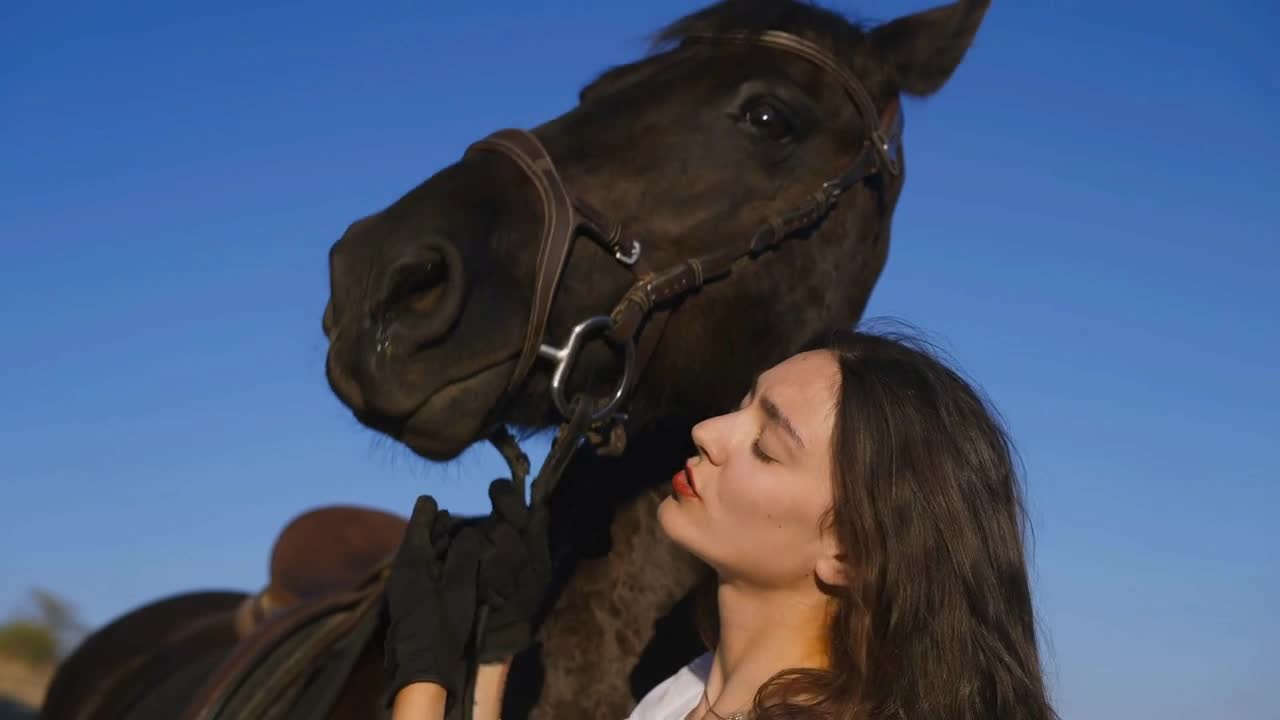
[868, 0, 991, 97]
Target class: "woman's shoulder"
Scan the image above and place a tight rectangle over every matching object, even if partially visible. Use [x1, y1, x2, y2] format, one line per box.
[625, 651, 713, 720]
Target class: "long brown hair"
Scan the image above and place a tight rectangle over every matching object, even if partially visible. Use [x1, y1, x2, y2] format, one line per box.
[713, 324, 1057, 719]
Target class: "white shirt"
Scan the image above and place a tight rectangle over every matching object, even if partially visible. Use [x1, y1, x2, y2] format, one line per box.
[625, 651, 713, 720]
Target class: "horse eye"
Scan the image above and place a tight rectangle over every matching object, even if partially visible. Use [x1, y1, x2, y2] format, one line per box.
[740, 100, 793, 141]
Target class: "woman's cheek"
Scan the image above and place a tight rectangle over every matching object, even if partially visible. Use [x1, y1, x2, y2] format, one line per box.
[723, 468, 789, 530]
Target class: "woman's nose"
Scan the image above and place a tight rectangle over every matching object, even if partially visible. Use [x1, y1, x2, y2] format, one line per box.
[690, 415, 727, 466]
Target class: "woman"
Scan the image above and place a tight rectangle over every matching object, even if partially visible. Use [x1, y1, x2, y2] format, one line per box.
[383, 326, 1059, 719]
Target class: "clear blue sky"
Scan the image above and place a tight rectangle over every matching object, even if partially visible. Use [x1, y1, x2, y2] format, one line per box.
[1, 1, 1275, 717]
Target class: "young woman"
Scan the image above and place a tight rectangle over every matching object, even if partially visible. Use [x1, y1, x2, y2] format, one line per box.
[382, 327, 1059, 719]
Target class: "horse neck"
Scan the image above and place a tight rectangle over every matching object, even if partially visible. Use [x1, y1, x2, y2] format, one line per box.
[548, 420, 694, 562]
[528, 421, 710, 717]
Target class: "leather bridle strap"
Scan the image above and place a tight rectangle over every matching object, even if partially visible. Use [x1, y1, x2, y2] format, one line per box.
[464, 130, 640, 397]
[606, 31, 903, 346]
[683, 30, 901, 176]
[605, 100, 899, 344]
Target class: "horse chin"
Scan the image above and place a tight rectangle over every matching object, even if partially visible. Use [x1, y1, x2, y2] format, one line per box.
[395, 360, 515, 461]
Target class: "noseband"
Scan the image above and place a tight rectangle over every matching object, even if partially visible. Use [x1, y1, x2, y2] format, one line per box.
[466, 29, 904, 445]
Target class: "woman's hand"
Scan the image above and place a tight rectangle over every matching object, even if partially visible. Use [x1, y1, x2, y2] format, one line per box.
[384, 495, 485, 712]
[474, 478, 553, 663]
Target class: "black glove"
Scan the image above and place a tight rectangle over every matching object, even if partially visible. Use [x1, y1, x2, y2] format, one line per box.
[474, 478, 553, 663]
[383, 495, 484, 709]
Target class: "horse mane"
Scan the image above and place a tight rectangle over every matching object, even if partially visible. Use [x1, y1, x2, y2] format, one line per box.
[580, 0, 877, 105]
[649, 0, 873, 58]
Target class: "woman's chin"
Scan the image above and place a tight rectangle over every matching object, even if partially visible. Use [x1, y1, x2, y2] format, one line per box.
[656, 495, 679, 533]
[657, 497, 705, 560]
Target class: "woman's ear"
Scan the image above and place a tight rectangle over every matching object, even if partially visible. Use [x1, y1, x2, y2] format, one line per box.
[814, 535, 850, 588]
[868, 0, 991, 97]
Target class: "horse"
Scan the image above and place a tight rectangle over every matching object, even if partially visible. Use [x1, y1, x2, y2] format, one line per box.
[42, 1, 991, 718]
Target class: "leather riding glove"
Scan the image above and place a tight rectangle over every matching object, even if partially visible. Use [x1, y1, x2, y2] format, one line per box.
[474, 478, 553, 663]
[383, 495, 483, 709]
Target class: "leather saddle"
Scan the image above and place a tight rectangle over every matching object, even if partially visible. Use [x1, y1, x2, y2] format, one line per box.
[179, 505, 408, 720]
[233, 505, 409, 637]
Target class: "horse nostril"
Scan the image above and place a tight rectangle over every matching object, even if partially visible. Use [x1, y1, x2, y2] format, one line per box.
[382, 252, 448, 319]
[373, 238, 466, 348]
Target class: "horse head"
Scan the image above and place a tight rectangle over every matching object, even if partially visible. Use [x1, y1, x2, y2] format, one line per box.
[322, 0, 990, 465]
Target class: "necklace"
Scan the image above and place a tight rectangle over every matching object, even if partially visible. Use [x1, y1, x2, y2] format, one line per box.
[700, 686, 748, 720]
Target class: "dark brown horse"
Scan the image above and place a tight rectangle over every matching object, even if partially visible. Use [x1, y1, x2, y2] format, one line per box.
[42, 1, 990, 718]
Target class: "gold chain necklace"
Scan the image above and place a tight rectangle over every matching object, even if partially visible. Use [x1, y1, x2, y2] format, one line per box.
[700, 686, 747, 720]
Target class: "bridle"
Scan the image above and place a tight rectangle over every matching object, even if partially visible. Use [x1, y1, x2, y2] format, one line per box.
[454, 30, 904, 720]
[464, 30, 903, 456]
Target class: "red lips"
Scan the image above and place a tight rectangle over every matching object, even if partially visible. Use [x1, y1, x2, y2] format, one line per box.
[672, 466, 698, 499]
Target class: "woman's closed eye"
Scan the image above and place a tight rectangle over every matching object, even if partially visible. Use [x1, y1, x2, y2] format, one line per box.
[751, 436, 776, 464]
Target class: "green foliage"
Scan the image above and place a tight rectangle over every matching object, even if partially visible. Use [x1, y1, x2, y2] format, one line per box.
[0, 588, 86, 666]
[0, 621, 57, 666]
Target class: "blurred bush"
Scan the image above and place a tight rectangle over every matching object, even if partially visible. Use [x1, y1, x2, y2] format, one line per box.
[0, 624, 55, 667]
[0, 589, 85, 666]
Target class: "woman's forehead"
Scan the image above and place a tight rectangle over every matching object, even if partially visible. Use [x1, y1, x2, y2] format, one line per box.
[760, 350, 839, 391]
[759, 351, 840, 441]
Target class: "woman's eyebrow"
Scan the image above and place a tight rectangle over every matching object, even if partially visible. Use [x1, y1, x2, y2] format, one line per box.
[759, 394, 805, 450]
[746, 375, 804, 450]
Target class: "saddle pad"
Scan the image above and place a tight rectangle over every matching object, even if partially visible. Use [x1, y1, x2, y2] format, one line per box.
[181, 576, 387, 720]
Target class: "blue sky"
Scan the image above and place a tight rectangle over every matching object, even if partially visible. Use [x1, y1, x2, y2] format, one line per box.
[1, 1, 1276, 717]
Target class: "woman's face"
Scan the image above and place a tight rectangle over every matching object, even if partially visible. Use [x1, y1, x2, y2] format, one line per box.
[658, 349, 841, 590]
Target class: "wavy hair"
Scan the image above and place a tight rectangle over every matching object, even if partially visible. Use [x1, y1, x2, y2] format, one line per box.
[704, 324, 1058, 720]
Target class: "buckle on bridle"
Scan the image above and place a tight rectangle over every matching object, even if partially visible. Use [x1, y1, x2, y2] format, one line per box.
[538, 316, 636, 424]
[874, 127, 903, 177]
[820, 178, 846, 200]
[614, 240, 642, 267]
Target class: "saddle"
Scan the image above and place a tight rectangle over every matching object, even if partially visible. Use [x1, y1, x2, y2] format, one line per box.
[180, 505, 408, 720]
[176, 412, 584, 719]
[232, 505, 408, 637]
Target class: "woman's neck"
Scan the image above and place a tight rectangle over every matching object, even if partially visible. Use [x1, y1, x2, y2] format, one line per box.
[699, 578, 830, 717]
